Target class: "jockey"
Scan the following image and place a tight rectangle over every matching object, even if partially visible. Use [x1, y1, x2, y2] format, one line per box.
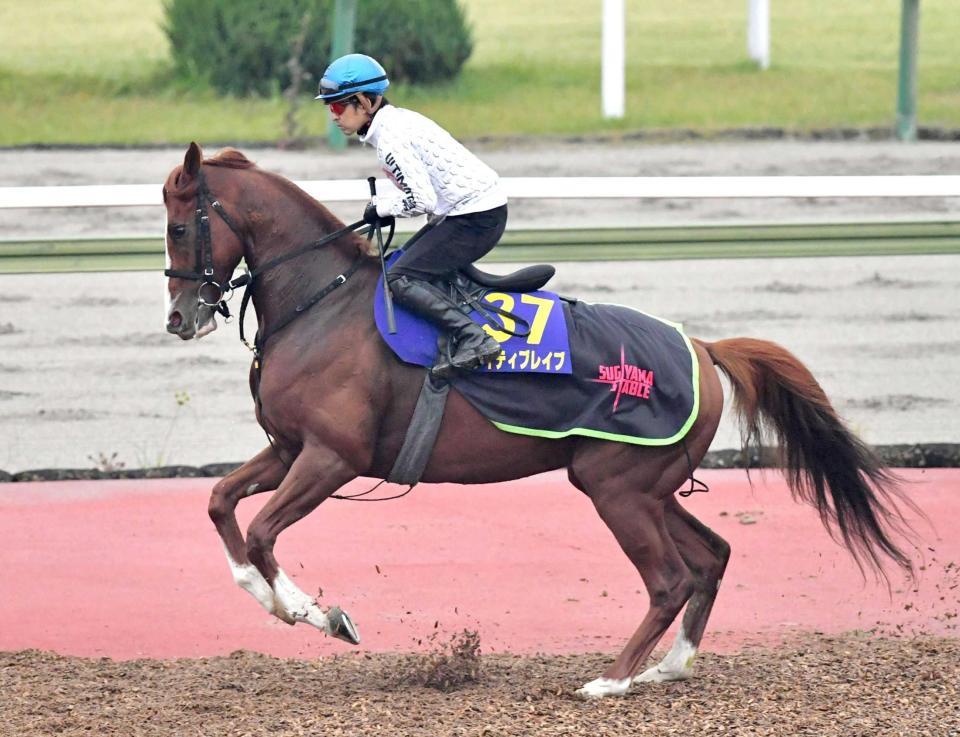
[317, 53, 507, 376]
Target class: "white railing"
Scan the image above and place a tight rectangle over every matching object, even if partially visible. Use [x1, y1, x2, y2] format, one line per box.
[1, 175, 959, 209]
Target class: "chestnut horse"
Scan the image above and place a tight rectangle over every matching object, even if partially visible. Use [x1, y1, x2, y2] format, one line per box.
[163, 143, 913, 698]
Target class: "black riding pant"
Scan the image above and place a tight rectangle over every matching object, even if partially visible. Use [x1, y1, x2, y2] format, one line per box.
[388, 204, 508, 282]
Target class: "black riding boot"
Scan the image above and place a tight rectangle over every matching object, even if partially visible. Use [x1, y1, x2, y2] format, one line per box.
[389, 274, 501, 376]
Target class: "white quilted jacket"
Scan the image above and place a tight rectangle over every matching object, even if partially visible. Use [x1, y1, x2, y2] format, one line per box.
[359, 105, 507, 219]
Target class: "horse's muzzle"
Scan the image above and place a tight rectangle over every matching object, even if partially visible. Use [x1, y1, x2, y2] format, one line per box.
[166, 307, 197, 340]
[166, 289, 218, 340]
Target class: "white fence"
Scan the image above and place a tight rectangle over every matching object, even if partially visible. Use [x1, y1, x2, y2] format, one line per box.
[1, 176, 959, 209]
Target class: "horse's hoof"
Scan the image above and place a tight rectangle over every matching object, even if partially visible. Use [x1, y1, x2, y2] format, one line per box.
[327, 606, 360, 645]
[634, 665, 691, 684]
[575, 676, 632, 699]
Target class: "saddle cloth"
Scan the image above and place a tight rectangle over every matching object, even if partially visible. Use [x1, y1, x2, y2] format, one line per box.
[374, 276, 699, 446]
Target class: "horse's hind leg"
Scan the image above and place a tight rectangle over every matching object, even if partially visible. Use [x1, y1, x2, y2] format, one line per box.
[571, 444, 696, 698]
[207, 446, 288, 615]
[634, 498, 730, 684]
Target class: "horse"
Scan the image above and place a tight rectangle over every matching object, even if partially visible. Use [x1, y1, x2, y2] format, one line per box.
[162, 142, 914, 698]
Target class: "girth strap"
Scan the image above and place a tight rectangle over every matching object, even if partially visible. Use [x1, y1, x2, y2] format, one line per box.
[386, 371, 451, 486]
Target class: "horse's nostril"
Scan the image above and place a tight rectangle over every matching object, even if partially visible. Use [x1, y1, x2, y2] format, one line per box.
[168, 311, 183, 329]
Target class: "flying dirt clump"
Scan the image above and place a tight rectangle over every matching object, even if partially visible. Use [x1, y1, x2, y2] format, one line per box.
[396, 628, 483, 692]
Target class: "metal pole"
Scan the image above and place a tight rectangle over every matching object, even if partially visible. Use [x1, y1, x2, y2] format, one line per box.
[327, 0, 357, 150]
[895, 0, 920, 142]
[601, 0, 625, 119]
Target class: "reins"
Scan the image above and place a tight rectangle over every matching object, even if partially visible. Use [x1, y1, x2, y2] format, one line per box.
[235, 248, 365, 363]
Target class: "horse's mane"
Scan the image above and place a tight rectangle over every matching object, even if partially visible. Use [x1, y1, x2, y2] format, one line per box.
[204, 148, 255, 170]
[164, 146, 375, 260]
[165, 148, 255, 197]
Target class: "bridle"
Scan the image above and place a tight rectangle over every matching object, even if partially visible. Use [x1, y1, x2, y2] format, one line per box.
[162, 166, 394, 355]
[163, 168, 247, 317]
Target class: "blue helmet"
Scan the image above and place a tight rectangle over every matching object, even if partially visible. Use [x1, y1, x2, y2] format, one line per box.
[316, 54, 390, 102]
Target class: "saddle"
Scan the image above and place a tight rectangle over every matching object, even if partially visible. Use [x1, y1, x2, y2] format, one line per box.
[456, 263, 556, 293]
[440, 263, 558, 349]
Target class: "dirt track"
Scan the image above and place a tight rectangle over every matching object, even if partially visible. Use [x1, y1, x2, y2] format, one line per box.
[3, 252, 959, 472]
[2, 635, 958, 737]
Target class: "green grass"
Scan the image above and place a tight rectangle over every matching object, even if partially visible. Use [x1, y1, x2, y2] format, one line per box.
[0, 0, 957, 146]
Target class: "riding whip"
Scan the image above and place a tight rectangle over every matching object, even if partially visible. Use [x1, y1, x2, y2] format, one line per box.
[368, 176, 397, 334]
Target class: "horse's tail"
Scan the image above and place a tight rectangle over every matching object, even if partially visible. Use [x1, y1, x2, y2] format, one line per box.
[697, 336, 916, 579]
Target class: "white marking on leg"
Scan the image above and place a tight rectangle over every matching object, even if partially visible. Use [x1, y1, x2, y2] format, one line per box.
[576, 677, 632, 699]
[271, 569, 331, 633]
[634, 629, 698, 684]
[222, 545, 276, 615]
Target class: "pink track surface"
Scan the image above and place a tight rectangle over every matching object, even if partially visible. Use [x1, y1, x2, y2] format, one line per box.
[1, 470, 957, 660]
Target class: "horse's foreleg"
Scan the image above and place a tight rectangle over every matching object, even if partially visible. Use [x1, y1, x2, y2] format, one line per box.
[208, 446, 288, 615]
[634, 498, 730, 684]
[244, 444, 360, 643]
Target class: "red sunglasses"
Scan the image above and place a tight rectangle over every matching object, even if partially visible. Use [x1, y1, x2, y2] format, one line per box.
[328, 98, 356, 116]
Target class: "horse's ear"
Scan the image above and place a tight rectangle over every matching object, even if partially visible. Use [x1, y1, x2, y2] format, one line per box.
[183, 142, 203, 179]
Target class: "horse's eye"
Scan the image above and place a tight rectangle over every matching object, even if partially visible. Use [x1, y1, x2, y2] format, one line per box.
[168, 224, 187, 240]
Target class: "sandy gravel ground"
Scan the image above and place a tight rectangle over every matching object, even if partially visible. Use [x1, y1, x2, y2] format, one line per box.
[1, 635, 957, 737]
[0, 140, 958, 472]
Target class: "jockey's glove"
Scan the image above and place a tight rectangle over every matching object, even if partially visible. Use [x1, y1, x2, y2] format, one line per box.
[363, 201, 394, 229]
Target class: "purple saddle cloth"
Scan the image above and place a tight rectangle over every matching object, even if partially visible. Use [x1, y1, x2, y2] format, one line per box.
[374, 259, 572, 375]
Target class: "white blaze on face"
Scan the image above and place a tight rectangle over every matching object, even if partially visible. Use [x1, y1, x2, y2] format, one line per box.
[163, 212, 173, 329]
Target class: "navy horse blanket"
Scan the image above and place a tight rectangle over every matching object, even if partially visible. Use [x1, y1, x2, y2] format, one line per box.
[375, 276, 699, 446]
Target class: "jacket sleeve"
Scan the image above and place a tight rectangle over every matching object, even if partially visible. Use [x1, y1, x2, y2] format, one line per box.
[375, 137, 438, 218]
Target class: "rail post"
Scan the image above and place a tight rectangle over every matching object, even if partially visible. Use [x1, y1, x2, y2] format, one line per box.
[895, 0, 920, 142]
[326, 0, 357, 151]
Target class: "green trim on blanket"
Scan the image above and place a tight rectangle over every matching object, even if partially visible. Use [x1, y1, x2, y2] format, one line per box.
[490, 314, 701, 446]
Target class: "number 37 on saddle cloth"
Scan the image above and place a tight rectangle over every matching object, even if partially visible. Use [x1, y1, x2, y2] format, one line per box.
[374, 273, 700, 447]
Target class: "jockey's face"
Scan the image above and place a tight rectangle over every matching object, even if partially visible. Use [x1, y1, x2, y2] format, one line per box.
[328, 95, 377, 135]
